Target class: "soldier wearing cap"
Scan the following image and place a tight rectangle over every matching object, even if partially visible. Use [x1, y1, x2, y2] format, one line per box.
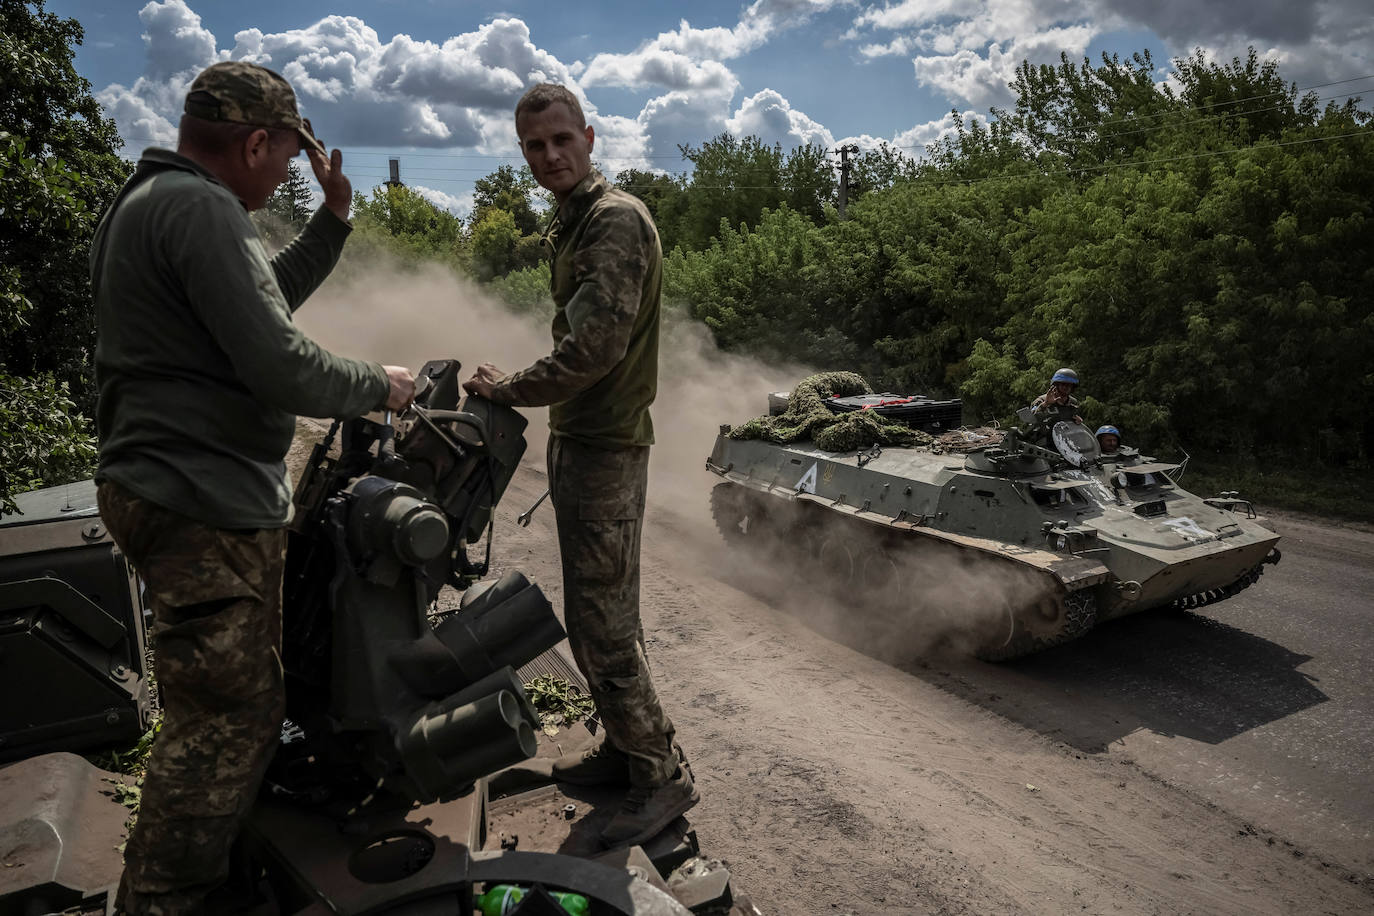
[90, 60, 415, 914]
[463, 83, 697, 849]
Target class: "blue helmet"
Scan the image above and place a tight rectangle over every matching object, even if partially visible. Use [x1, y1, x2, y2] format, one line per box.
[1096, 425, 1120, 438]
[1051, 368, 1079, 386]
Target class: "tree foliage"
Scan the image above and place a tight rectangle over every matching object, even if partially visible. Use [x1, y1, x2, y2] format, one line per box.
[661, 48, 1374, 471]
[0, 371, 96, 513]
[671, 134, 838, 251]
[468, 207, 542, 281]
[1, 0, 126, 505]
[470, 164, 540, 236]
[349, 183, 463, 262]
[615, 169, 686, 247]
[265, 161, 313, 222]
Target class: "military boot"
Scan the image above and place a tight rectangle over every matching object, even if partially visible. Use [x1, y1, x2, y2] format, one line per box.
[599, 762, 700, 849]
[550, 737, 632, 786]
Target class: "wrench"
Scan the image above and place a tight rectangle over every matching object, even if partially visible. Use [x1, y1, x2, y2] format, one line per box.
[517, 488, 550, 527]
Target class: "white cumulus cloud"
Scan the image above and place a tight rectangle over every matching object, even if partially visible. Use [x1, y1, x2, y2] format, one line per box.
[850, 0, 1372, 110]
[99, 2, 590, 153]
[582, 50, 738, 93]
[726, 90, 835, 150]
[412, 185, 474, 218]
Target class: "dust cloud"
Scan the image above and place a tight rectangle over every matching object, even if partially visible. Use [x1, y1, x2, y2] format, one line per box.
[296, 251, 810, 531]
[647, 315, 810, 529]
[296, 252, 556, 455]
[706, 501, 1057, 663]
[294, 253, 1036, 662]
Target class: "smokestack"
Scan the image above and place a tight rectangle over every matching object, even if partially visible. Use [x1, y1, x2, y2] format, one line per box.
[387, 158, 402, 187]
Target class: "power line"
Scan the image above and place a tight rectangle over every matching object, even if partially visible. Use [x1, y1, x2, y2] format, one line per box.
[115, 76, 1374, 192]
[1056, 88, 1371, 144]
[609, 127, 1373, 193]
[120, 69, 1374, 163]
[290, 125, 1374, 193]
[1005, 71, 1374, 137]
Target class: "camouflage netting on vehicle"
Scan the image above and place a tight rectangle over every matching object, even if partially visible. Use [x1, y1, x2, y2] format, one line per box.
[728, 371, 935, 452]
[931, 426, 1006, 453]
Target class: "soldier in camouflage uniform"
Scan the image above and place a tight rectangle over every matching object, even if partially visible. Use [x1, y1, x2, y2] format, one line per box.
[91, 61, 415, 914]
[464, 83, 697, 848]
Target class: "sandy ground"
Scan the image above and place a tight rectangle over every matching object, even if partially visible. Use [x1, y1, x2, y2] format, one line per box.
[283, 269, 1373, 914]
[472, 456, 1373, 916]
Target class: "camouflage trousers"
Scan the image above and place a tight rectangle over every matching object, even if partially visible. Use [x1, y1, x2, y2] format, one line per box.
[548, 437, 677, 787]
[97, 480, 287, 916]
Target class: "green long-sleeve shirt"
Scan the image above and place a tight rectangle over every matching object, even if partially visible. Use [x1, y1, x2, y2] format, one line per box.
[91, 148, 388, 529]
[490, 170, 660, 448]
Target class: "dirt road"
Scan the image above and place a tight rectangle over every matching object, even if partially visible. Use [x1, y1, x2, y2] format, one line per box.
[294, 274, 1372, 914]
[492, 460, 1373, 916]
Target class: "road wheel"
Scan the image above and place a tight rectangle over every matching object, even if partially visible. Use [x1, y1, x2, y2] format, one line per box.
[978, 588, 1099, 661]
[861, 548, 903, 607]
[710, 482, 764, 545]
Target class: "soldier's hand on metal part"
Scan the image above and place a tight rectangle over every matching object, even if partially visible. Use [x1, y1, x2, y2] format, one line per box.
[383, 365, 416, 411]
[462, 363, 504, 399]
[305, 124, 352, 223]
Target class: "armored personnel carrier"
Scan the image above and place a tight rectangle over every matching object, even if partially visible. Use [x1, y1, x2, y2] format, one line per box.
[706, 373, 1281, 659]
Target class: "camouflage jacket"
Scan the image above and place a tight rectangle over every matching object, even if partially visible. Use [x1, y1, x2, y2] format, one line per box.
[490, 170, 661, 448]
[91, 148, 388, 529]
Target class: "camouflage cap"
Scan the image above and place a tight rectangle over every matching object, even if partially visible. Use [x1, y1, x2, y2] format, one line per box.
[184, 61, 327, 156]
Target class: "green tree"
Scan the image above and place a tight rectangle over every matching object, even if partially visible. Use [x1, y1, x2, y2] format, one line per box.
[0, 0, 128, 505]
[660, 46, 1374, 472]
[0, 370, 96, 512]
[672, 135, 846, 250]
[255, 159, 313, 246]
[666, 206, 858, 368]
[674, 134, 786, 250]
[780, 144, 837, 225]
[467, 207, 523, 281]
[1002, 50, 1172, 167]
[471, 164, 540, 235]
[849, 141, 918, 195]
[266, 160, 312, 224]
[614, 168, 686, 249]
[350, 183, 462, 257]
[485, 262, 553, 317]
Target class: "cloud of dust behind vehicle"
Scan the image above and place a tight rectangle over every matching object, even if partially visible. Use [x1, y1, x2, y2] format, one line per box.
[296, 253, 809, 525]
[295, 255, 1032, 659]
[709, 496, 1055, 662]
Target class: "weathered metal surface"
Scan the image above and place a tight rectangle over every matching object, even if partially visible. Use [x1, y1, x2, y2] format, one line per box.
[0, 358, 743, 915]
[0, 753, 129, 911]
[0, 479, 150, 761]
[243, 791, 486, 914]
[515, 644, 589, 695]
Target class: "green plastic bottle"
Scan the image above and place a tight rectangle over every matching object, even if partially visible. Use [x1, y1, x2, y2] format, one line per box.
[475, 884, 590, 916]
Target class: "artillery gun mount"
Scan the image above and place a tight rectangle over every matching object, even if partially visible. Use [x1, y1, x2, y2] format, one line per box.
[707, 380, 1282, 660]
[1, 359, 747, 915]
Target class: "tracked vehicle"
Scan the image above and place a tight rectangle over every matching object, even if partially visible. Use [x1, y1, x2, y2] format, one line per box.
[706, 382, 1282, 659]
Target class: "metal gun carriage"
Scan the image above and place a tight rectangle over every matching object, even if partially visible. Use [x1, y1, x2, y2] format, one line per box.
[1, 358, 743, 915]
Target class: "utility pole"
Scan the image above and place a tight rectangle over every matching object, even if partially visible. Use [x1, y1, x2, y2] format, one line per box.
[836, 144, 859, 220]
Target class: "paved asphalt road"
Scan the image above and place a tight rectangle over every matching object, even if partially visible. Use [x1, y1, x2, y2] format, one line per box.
[917, 511, 1374, 878]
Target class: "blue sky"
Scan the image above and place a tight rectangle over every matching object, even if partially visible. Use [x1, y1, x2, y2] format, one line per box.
[47, 0, 1374, 215]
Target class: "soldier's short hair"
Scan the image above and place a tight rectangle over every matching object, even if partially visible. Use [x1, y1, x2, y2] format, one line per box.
[515, 83, 585, 131]
[178, 115, 298, 155]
